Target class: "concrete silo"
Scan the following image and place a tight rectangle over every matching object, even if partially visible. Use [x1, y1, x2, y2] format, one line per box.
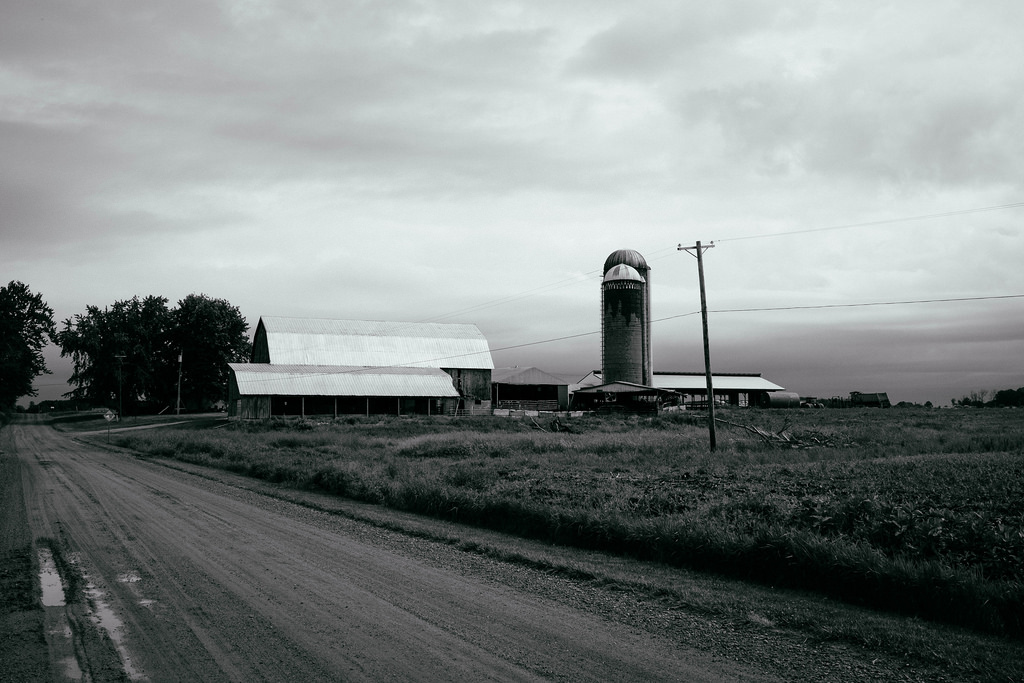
[601, 250, 652, 385]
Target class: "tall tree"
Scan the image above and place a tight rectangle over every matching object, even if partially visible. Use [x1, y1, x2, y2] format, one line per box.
[170, 294, 250, 410]
[54, 293, 249, 413]
[0, 281, 56, 409]
[54, 296, 174, 413]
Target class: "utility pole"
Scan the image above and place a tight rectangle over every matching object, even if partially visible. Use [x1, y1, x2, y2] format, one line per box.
[176, 351, 183, 416]
[678, 241, 716, 451]
[115, 354, 126, 420]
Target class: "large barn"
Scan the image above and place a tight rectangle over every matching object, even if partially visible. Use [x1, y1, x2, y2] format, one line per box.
[228, 317, 494, 418]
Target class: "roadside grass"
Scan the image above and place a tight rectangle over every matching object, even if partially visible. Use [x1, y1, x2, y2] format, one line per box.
[111, 408, 1024, 640]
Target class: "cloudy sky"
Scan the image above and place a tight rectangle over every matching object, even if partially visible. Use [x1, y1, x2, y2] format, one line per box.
[4, 0, 1023, 406]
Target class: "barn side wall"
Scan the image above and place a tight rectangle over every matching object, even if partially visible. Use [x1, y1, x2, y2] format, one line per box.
[443, 368, 492, 404]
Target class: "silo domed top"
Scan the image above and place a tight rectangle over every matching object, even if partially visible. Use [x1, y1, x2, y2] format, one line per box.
[604, 249, 648, 274]
[603, 263, 645, 283]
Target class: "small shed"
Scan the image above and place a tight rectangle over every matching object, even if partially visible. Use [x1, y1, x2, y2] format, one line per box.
[491, 367, 570, 411]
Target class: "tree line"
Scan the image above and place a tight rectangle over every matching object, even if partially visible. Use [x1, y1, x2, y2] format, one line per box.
[1, 281, 250, 414]
[952, 388, 1024, 408]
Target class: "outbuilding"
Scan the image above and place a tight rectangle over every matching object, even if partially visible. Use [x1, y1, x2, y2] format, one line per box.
[850, 391, 891, 408]
[490, 366, 570, 411]
[575, 370, 786, 410]
[652, 372, 786, 408]
[572, 380, 678, 414]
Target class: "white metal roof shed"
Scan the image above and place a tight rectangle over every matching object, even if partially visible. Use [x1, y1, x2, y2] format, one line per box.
[253, 317, 494, 370]
[652, 373, 785, 392]
[228, 364, 461, 398]
[577, 372, 785, 392]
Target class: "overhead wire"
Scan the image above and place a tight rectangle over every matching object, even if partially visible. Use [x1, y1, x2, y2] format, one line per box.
[713, 201, 1024, 243]
[709, 293, 1024, 314]
[488, 293, 1024, 354]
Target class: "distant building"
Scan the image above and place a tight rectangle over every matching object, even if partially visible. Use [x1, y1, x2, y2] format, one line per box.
[653, 372, 786, 408]
[228, 317, 493, 418]
[491, 366, 570, 411]
[850, 391, 891, 408]
[572, 380, 678, 414]
[575, 371, 786, 410]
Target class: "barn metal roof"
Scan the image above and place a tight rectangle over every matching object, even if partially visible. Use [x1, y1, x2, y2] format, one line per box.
[652, 373, 785, 392]
[256, 317, 494, 369]
[228, 363, 461, 397]
[491, 367, 568, 386]
[574, 381, 678, 395]
[578, 372, 785, 392]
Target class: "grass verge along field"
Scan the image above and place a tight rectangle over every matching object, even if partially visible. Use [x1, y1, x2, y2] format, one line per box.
[110, 407, 1024, 640]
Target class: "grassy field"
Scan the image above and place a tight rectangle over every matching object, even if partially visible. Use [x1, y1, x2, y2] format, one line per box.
[110, 407, 1024, 640]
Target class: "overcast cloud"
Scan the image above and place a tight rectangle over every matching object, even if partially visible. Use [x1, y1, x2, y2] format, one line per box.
[3, 0, 1022, 406]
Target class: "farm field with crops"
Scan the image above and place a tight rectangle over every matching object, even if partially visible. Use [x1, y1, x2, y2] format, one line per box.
[108, 407, 1024, 640]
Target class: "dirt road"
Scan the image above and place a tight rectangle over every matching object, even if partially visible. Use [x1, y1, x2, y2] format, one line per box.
[6, 418, 777, 682]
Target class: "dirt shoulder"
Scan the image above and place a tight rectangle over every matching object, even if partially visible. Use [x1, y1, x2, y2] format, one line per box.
[0, 420, 51, 682]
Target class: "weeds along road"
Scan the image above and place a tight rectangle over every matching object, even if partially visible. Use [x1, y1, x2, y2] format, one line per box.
[8, 418, 772, 683]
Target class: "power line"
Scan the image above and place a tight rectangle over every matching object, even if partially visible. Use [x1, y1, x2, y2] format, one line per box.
[489, 329, 599, 353]
[708, 293, 1024, 314]
[714, 201, 1024, 243]
[415, 270, 597, 324]
[490, 293, 1024, 354]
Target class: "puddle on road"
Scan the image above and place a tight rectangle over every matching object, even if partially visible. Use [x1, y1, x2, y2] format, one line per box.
[83, 579, 146, 681]
[38, 547, 67, 607]
[39, 550, 83, 680]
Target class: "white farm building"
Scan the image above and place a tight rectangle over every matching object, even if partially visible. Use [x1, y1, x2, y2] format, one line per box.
[228, 317, 494, 418]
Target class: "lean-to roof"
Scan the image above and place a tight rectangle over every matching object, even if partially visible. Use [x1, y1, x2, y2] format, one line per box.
[229, 364, 461, 397]
[491, 367, 568, 386]
[574, 381, 677, 395]
[255, 317, 493, 369]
